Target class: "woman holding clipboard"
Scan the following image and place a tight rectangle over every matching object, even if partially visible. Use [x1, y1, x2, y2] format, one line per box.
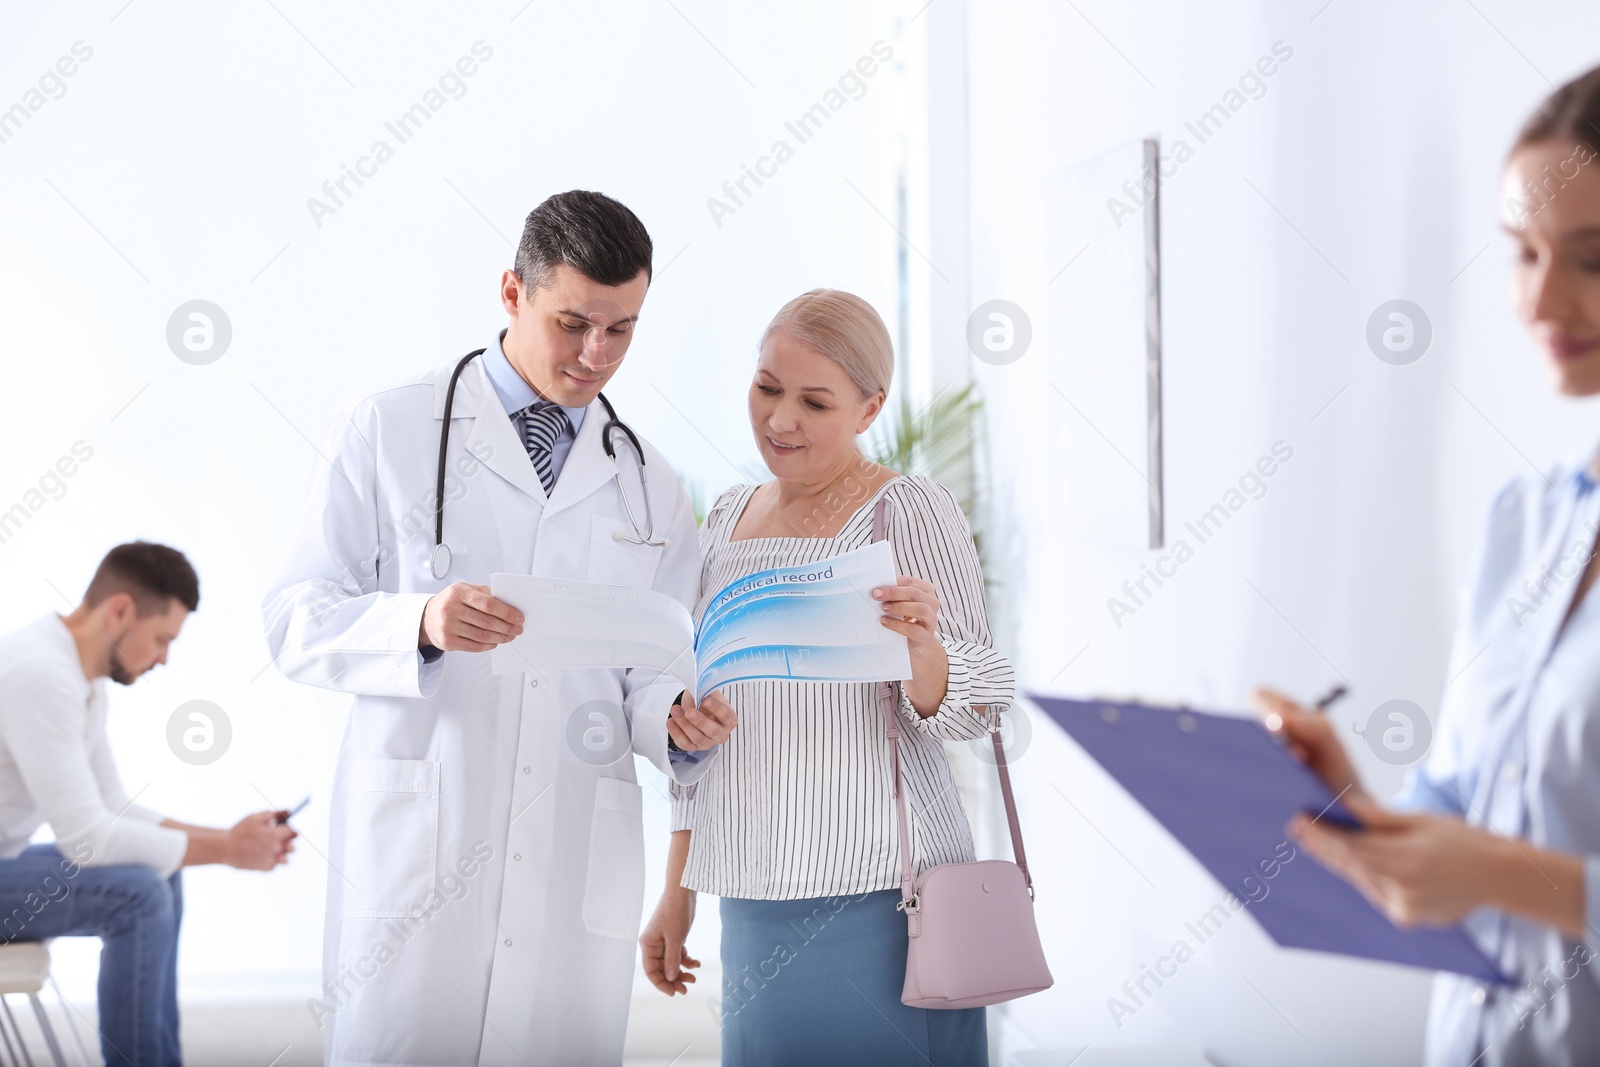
[1258, 64, 1600, 1067]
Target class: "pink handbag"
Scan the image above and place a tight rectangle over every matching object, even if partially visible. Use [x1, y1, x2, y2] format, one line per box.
[872, 499, 1053, 1009]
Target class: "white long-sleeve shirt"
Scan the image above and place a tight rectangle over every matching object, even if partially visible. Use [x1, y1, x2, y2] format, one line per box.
[0, 614, 186, 876]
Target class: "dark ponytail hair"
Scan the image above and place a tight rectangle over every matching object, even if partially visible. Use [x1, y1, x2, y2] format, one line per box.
[1513, 65, 1600, 156]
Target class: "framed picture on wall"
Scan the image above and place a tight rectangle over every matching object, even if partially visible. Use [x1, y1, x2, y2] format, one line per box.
[1047, 137, 1165, 549]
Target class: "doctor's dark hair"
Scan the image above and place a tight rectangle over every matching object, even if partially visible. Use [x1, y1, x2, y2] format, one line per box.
[1513, 63, 1600, 155]
[513, 190, 653, 291]
[83, 541, 199, 616]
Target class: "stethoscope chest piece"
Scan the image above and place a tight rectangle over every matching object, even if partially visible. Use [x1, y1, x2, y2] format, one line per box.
[430, 542, 452, 581]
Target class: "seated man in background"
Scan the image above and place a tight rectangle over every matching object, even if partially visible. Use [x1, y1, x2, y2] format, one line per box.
[0, 542, 295, 1067]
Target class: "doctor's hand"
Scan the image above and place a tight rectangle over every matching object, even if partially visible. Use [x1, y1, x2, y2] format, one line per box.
[640, 889, 699, 996]
[667, 691, 738, 752]
[225, 811, 297, 871]
[419, 583, 525, 653]
[1251, 687, 1371, 805]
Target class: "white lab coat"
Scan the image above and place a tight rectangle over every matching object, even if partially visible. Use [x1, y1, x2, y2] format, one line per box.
[262, 354, 710, 1066]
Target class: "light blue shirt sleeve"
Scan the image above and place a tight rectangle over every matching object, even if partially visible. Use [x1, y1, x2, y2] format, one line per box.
[1407, 460, 1600, 1063]
[1392, 767, 1467, 817]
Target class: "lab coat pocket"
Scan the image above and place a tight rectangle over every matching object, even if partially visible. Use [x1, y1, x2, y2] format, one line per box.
[582, 775, 645, 940]
[343, 759, 440, 919]
[589, 514, 662, 587]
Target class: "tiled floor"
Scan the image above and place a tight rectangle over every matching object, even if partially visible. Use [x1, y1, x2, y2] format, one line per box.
[3, 998, 721, 1066]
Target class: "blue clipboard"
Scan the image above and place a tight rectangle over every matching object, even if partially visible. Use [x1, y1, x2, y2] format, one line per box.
[1032, 694, 1510, 984]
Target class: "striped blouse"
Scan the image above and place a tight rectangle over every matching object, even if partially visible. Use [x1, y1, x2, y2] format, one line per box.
[670, 474, 1015, 900]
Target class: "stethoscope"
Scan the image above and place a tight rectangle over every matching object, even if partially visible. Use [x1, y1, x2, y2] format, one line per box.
[430, 348, 667, 580]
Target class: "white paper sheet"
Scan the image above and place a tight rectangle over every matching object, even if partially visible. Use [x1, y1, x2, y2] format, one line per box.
[488, 577, 697, 690]
[488, 541, 913, 701]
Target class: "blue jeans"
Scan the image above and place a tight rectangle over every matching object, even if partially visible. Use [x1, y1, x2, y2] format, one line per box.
[0, 844, 182, 1067]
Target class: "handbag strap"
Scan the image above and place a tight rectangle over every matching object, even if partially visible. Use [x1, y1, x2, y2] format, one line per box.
[871, 497, 1032, 909]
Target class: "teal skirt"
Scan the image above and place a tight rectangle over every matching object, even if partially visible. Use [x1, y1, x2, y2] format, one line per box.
[717, 889, 988, 1066]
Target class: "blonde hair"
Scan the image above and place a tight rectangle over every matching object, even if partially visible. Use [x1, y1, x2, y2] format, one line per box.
[761, 289, 894, 400]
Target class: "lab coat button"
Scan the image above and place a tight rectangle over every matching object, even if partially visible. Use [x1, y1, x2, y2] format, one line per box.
[504, 939, 513, 947]
[1471, 986, 1487, 1006]
[522, 766, 531, 774]
[1503, 762, 1523, 781]
[529, 679, 538, 688]
[513, 853, 521, 861]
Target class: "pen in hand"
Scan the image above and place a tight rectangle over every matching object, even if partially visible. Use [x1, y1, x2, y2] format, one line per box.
[1310, 684, 1348, 713]
[275, 795, 311, 826]
[1261, 684, 1346, 735]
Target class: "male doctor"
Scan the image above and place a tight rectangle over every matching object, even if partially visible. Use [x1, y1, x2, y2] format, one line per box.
[263, 190, 735, 1065]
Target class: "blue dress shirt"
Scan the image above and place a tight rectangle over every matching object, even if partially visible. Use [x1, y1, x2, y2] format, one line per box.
[1396, 451, 1600, 1066]
[481, 330, 588, 483]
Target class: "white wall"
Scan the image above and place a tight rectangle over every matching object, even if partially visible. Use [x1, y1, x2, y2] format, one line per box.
[954, 2, 1600, 1065]
[8, 1, 1600, 1063]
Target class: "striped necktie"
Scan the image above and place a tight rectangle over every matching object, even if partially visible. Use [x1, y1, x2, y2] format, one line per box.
[517, 403, 569, 495]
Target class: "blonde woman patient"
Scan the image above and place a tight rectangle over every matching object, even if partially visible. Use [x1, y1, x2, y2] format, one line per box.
[639, 290, 1014, 1066]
